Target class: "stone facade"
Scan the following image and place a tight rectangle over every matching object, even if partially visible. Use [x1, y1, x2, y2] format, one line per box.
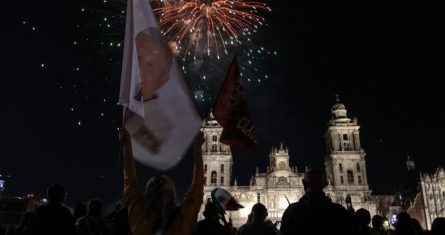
[199, 100, 377, 227]
[420, 167, 445, 229]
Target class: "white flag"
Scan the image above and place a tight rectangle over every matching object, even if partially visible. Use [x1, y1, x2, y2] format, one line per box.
[119, 0, 201, 170]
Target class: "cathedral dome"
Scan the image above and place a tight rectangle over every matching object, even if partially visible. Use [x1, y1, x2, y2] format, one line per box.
[330, 95, 349, 121]
[331, 103, 346, 111]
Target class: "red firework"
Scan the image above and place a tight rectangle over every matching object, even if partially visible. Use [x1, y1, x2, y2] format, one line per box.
[153, 0, 270, 58]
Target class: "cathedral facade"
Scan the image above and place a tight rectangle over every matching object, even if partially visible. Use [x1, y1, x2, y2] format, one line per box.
[198, 100, 377, 227]
[420, 167, 445, 229]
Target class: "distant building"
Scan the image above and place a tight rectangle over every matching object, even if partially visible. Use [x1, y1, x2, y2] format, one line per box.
[199, 98, 377, 227]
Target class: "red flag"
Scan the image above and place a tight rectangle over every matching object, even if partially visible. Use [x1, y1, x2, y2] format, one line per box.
[212, 57, 257, 153]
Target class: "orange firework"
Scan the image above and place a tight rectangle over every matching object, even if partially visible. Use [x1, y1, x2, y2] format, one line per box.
[153, 0, 270, 59]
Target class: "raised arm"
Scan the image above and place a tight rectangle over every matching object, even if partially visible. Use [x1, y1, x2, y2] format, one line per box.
[120, 128, 137, 183]
[170, 132, 205, 234]
[119, 128, 148, 234]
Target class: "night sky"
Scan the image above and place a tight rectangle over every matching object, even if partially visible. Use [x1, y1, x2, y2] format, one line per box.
[2, 0, 445, 208]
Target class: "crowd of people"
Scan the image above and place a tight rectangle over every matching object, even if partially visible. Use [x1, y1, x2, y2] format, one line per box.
[1, 130, 444, 235]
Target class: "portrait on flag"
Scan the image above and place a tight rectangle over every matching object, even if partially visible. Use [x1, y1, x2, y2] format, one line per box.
[119, 0, 201, 170]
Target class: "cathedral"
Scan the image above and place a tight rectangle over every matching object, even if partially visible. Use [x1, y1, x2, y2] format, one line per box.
[198, 99, 377, 227]
[419, 167, 445, 229]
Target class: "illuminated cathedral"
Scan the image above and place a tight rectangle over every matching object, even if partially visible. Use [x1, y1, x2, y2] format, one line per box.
[198, 98, 377, 227]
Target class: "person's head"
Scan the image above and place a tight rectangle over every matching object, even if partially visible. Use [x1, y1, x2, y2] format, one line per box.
[356, 208, 371, 228]
[47, 184, 67, 204]
[411, 218, 423, 234]
[202, 201, 218, 219]
[371, 215, 384, 231]
[395, 212, 412, 231]
[431, 217, 445, 235]
[251, 203, 268, 222]
[144, 175, 177, 218]
[87, 199, 103, 217]
[302, 169, 325, 193]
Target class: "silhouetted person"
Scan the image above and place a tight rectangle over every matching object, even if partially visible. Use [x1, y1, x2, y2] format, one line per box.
[120, 129, 205, 235]
[370, 215, 385, 235]
[76, 199, 111, 235]
[193, 201, 230, 235]
[356, 208, 372, 235]
[31, 184, 76, 235]
[237, 203, 277, 235]
[106, 201, 131, 235]
[73, 202, 87, 222]
[410, 219, 423, 235]
[265, 219, 279, 234]
[237, 213, 253, 235]
[280, 169, 353, 235]
[394, 212, 415, 235]
[431, 217, 445, 235]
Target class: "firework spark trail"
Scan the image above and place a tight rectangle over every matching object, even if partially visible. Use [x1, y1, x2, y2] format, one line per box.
[76, 0, 277, 112]
[153, 0, 270, 58]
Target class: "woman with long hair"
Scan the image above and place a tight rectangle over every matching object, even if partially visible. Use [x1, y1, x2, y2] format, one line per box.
[120, 129, 204, 235]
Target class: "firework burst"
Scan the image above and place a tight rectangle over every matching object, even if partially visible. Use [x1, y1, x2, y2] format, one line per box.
[76, 0, 277, 113]
[153, 0, 271, 59]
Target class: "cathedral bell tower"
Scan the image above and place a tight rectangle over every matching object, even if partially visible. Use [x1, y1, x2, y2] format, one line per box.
[201, 113, 233, 187]
[324, 95, 370, 191]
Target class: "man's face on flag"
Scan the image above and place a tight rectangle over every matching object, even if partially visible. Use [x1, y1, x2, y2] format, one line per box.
[136, 28, 172, 101]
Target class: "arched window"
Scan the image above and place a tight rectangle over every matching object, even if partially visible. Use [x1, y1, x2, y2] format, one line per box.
[220, 177, 224, 185]
[347, 170, 354, 184]
[211, 171, 217, 184]
[212, 144, 218, 152]
[339, 163, 343, 172]
[221, 164, 224, 173]
[356, 163, 361, 172]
